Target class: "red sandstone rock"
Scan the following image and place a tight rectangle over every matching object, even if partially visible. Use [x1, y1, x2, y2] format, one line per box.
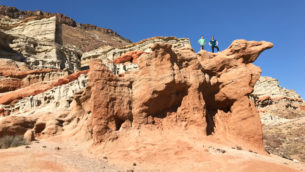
[52, 70, 89, 87]
[0, 70, 89, 105]
[0, 82, 53, 105]
[0, 59, 65, 93]
[0, 116, 36, 138]
[89, 61, 132, 143]
[0, 69, 58, 78]
[86, 40, 273, 153]
[113, 51, 147, 64]
[0, 78, 22, 93]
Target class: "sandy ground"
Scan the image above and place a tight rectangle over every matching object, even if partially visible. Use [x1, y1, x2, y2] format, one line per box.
[90, 127, 305, 172]
[0, 139, 117, 172]
[0, 133, 304, 172]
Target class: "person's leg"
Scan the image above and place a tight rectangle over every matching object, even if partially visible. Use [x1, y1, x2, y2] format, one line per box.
[200, 45, 203, 50]
[212, 46, 215, 53]
[215, 46, 219, 52]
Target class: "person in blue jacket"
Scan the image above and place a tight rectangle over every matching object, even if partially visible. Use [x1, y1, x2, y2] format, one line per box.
[209, 36, 219, 53]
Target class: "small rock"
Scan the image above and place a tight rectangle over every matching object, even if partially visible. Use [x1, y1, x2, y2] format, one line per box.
[216, 148, 226, 154]
[25, 145, 30, 148]
[23, 129, 35, 143]
[42, 146, 47, 148]
[133, 162, 137, 166]
[293, 159, 299, 163]
[55, 146, 60, 150]
[236, 146, 242, 150]
[281, 155, 292, 160]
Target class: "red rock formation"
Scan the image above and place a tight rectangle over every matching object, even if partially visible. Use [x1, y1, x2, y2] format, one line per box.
[0, 116, 36, 138]
[113, 51, 147, 64]
[52, 70, 89, 87]
[0, 82, 53, 105]
[0, 78, 22, 93]
[86, 40, 273, 153]
[89, 61, 132, 143]
[0, 68, 58, 78]
[0, 70, 89, 105]
[0, 59, 63, 93]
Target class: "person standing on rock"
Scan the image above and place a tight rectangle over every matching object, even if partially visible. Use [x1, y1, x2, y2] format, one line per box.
[209, 36, 219, 53]
[198, 36, 206, 50]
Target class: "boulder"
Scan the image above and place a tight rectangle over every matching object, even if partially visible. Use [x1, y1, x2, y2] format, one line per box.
[23, 129, 34, 143]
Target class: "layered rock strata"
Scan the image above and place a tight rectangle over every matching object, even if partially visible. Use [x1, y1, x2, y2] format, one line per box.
[252, 76, 305, 121]
[0, 70, 88, 116]
[81, 36, 191, 74]
[0, 38, 273, 155]
[0, 16, 80, 72]
[252, 76, 305, 162]
[0, 5, 131, 52]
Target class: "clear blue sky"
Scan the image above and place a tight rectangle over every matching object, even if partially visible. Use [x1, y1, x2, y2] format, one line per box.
[1, 0, 305, 98]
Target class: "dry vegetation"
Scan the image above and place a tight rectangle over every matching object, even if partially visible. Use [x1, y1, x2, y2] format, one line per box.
[263, 120, 305, 162]
[0, 135, 28, 149]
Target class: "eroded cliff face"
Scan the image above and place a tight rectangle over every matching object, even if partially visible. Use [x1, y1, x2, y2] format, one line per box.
[81, 40, 273, 154]
[252, 77, 305, 162]
[0, 16, 80, 72]
[0, 5, 131, 52]
[253, 77, 305, 121]
[2, 31, 305, 170]
[0, 35, 273, 152]
[0, 7, 131, 118]
[81, 36, 191, 73]
[0, 6, 304, 170]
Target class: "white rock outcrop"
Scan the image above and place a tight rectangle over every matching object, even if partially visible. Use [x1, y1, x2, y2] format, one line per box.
[0, 16, 80, 72]
[252, 76, 305, 121]
[0, 74, 88, 116]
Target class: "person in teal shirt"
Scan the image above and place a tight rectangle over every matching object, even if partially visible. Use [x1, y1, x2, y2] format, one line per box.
[198, 36, 205, 50]
[209, 36, 219, 53]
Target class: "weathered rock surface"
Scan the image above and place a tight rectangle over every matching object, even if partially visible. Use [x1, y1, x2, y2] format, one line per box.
[252, 76, 305, 162]
[0, 70, 88, 116]
[252, 76, 305, 120]
[0, 59, 67, 93]
[0, 5, 131, 52]
[0, 16, 81, 72]
[1, 33, 304, 170]
[1, 5, 304, 169]
[83, 40, 273, 155]
[81, 36, 191, 74]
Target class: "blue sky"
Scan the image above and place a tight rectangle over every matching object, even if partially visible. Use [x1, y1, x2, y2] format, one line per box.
[1, 0, 305, 98]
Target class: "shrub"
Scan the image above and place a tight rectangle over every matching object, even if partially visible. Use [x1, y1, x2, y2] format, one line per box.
[0, 135, 28, 149]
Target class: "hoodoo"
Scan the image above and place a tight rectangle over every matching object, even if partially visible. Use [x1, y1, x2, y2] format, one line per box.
[0, 5, 304, 172]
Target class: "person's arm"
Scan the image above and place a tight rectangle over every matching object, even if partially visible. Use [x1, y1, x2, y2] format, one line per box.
[209, 41, 211, 46]
[216, 41, 218, 46]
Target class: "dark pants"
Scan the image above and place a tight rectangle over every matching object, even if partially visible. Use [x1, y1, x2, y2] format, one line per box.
[200, 45, 204, 50]
[212, 46, 219, 53]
